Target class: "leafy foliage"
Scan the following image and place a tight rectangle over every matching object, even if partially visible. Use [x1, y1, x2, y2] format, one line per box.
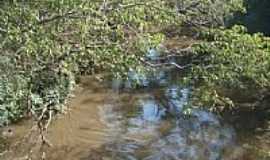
[173, 0, 245, 27]
[0, 0, 179, 125]
[190, 25, 270, 111]
[0, 0, 251, 124]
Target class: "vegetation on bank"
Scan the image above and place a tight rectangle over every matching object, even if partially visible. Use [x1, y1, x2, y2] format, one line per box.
[0, 0, 174, 126]
[190, 26, 270, 111]
[0, 0, 269, 126]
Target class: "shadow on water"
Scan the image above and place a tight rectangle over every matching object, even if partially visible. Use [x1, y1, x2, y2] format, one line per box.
[234, 0, 270, 36]
[1, 49, 269, 160]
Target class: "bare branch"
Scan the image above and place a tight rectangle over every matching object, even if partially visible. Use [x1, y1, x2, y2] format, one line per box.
[139, 57, 191, 70]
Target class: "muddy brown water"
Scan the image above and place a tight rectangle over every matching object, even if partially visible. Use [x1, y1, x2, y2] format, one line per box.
[1, 75, 269, 160]
[1, 50, 269, 160]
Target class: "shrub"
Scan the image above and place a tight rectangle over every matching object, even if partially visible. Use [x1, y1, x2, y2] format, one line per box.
[190, 25, 270, 110]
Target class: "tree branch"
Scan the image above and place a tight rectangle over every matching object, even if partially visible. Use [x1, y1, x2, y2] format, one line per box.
[139, 57, 191, 70]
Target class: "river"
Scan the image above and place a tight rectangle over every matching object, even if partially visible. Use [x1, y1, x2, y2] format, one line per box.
[0, 47, 269, 160]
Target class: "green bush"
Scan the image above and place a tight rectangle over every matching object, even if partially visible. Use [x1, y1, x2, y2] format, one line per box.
[0, 1, 174, 125]
[173, 0, 245, 27]
[0, 57, 28, 125]
[190, 25, 270, 110]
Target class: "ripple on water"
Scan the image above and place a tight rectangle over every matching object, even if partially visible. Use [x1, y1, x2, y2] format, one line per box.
[2, 73, 265, 160]
[87, 86, 240, 160]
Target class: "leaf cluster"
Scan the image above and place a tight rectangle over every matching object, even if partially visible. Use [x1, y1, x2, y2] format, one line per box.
[190, 25, 270, 110]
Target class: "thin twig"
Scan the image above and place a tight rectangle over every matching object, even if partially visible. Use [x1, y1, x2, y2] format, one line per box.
[38, 11, 76, 25]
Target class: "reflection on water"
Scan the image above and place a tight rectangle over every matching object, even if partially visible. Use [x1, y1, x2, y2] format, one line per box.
[0, 74, 267, 160]
[89, 84, 238, 160]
